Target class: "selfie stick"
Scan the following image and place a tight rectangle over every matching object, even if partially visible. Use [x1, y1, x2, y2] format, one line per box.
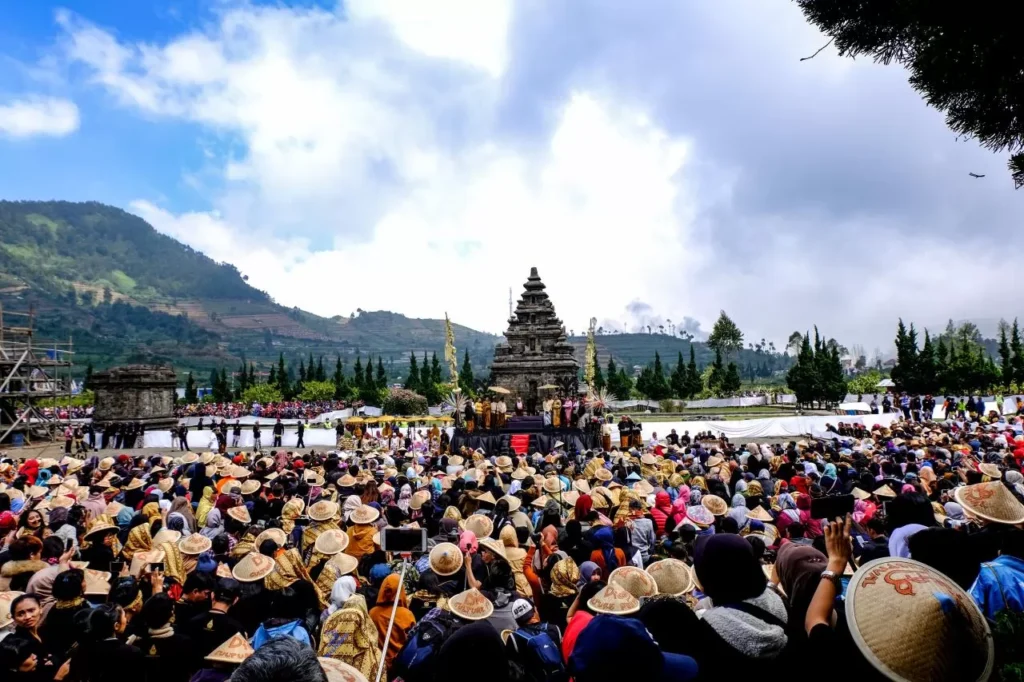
[374, 552, 411, 682]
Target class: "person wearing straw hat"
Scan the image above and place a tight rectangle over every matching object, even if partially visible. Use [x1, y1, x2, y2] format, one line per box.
[343, 506, 380, 561]
[302, 500, 341, 562]
[189, 632, 254, 682]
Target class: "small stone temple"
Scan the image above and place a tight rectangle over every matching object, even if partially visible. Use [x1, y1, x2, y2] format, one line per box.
[91, 364, 178, 429]
[491, 267, 579, 408]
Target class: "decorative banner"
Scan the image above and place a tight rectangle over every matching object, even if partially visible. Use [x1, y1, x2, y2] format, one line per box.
[584, 317, 597, 388]
[444, 312, 459, 385]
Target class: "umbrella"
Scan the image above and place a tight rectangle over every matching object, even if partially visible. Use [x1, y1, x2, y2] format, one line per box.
[538, 384, 559, 390]
[489, 386, 511, 394]
[875, 378, 895, 388]
[347, 416, 364, 424]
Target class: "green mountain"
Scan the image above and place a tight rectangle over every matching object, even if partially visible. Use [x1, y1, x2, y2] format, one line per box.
[0, 200, 791, 386]
[0, 201, 498, 380]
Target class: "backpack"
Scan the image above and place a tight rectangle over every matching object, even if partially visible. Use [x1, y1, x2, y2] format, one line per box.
[392, 610, 462, 682]
[506, 623, 568, 682]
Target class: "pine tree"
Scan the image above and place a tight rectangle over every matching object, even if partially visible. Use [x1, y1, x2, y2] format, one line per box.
[352, 357, 364, 390]
[430, 353, 442, 385]
[722, 362, 742, 393]
[268, 365, 277, 387]
[459, 350, 475, 394]
[918, 331, 937, 394]
[647, 351, 670, 399]
[407, 353, 420, 393]
[298, 359, 307, 384]
[333, 357, 348, 400]
[307, 353, 315, 381]
[208, 369, 220, 399]
[1011, 320, 1024, 389]
[185, 372, 198, 403]
[376, 357, 387, 390]
[316, 356, 325, 382]
[999, 323, 1012, 386]
[237, 361, 248, 393]
[670, 351, 687, 398]
[248, 362, 255, 387]
[685, 346, 702, 398]
[708, 348, 725, 392]
[83, 361, 94, 391]
[276, 353, 289, 398]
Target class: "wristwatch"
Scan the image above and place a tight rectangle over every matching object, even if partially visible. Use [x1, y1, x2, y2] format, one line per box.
[820, 569, 841, 584]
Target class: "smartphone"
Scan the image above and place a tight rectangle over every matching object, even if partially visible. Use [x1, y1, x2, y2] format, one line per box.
[110, 560, 125, 574]
[65, 538, 74, 552]
[148, 562, 165, 573]
[810, 494, 854, 520]
[380, 527, 427, 553]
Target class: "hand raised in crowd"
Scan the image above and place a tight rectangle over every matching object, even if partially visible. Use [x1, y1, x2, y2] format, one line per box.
[59, 545, 76, 566]
[824, 513, 852, 573]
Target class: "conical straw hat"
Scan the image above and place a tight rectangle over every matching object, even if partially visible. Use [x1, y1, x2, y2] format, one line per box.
[232, 552, 276, 582]
[954, 481, 1024, 524]
[255, 528, 288, 549]
[314, 529, 350, 556]
[846, 558, 993, 682]
[609, 565, 659, 598]
[645, 559, 694, 596]
[179, 534, 212, 556]
[701, 494, 728, 516]
[327, 552, 358, 577]
[429, 542, 465, 577]
[462, 514, 493, 539]
[151, 529, 182, 546]
[319, 658, 368, 682]
[349, 505, 379, 525]
[587, 582, 640, 615]
[226, 506, 252, 524]
[448, 588, 494, 621]
[205, 633, 254, 664]
[309, 499, 340, 521]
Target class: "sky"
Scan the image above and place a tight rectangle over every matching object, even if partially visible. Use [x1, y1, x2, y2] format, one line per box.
[1, 1, 1020, 355]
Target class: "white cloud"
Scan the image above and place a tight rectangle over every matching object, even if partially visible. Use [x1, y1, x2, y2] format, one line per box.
[0, 96, 79, 138]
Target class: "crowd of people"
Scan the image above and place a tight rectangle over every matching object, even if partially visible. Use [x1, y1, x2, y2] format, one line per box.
[1, 408, 1022, 682]
[175, 401, 349, 421]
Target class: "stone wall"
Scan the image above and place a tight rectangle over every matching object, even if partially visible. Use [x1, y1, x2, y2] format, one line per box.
[91, 365, 178, 428]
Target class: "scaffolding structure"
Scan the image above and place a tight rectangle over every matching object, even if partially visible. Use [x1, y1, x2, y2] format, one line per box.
[0, 304, 75, 445]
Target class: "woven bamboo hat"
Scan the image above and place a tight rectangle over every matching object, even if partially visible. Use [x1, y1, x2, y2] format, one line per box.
[978, 463, 1002, 480]
[84, 521, 119, 540]
[462, 514, 493, 539]
[429, 542, 464, 576]
[410, 490, 432, 510]
[255, 528, 288, 549]
[319, 657, 369, 682]
[0, 591, 24, 629]
[84, 570, 111, 596]
[477, 536, 508, 563]
[574, 479, 591, 495]
[157, 478, 174, 494]
[206, 633, 254, 664]
[701, 494, 728, 517]
[475, 491, 497, 506]
[232, 552, 276, 582]
[543, 477, 562, 494]
[511, 469, 529, 480]
[314, 529, 350, 556]
[99, 457, 115, 471]
[130, 549, 165, 578]
[954, 481, 1024, 524]
[846, 558, 993, 682]
[746, 506, 774, 522]
[873, 484, 897, 499]
[609, 565, 659, 598]
[645, 559, 694, 596]
[350, 505, 380, 525]
[632, 479, 654, 496]
[226, 506, 252, 524]
[179, 534, 212, 556]
[593, 467, 613, 483]
[309, 500, 340, 522]
[500, 495, 522, 513]
[240, 480, 262, 496]
[685, 505, 714, 528]
[448, 588, 494, 621]
[50, 495, 75, 509]
[328, 552, 358, 577]
[852, 487, 871, 501]
[588, 582, 640, 615]
[180, 453, 199, 465]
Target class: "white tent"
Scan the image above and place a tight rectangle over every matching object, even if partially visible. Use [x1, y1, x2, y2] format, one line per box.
[875, 378, 895, 388]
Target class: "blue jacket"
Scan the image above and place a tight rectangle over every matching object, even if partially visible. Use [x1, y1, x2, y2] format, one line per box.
[969, 555, 1024, 620]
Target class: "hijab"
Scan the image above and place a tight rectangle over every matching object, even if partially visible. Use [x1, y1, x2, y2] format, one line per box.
[195, 487, 215, 527]
[343, 495, 362, 523]
[326, 576, 358, 617]
[319, 594, 383, 680]
[578, 561, 600, 587]
[774, 543, 827, 636]
[200, 507, 224, 539]
[434, 621, 510, 682]
[694, 534, 766, 605]
[592, 526, 619, 572]
[549, 557, 580, 598]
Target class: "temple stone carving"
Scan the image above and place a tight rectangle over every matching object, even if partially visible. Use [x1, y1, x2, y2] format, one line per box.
[491, 267, 579, 406]
[91, 365, 178, 428]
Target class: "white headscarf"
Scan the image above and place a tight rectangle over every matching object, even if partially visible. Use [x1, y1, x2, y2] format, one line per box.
[327, 576, 358, 615]
[343, 495, 362, 523]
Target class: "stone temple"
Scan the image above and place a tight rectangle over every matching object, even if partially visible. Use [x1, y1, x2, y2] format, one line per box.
[491, 267, 579, 409]
[91, 364, 178, 429]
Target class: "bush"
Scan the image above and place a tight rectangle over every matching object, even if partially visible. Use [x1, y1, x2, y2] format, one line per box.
[242, 383, 283, 405]
[382, 387, 428, 416]
[298, 380, 335, 401]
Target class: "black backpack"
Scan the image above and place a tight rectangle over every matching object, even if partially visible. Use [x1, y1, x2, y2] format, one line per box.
[392, 610, 463, 682]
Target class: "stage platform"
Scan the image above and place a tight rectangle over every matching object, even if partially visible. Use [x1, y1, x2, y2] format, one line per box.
[449, 426, 600, 456]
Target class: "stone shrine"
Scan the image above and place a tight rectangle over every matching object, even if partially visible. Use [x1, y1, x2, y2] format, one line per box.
[91, 364, 178, 429]
[491, 267, 579, 409]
